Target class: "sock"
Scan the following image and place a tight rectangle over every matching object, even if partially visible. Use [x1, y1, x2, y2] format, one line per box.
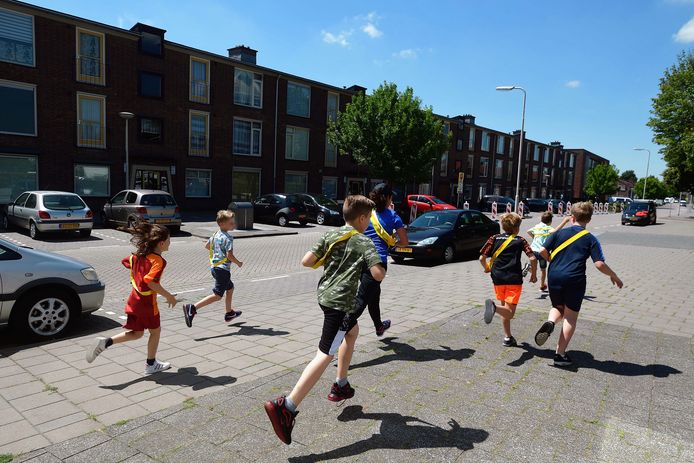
[504, 336, 512, 340]
[336, 377, 348, 387]
[284, 396, 297, 412]
[146, 358, 155, 366]
[105, 338, 113, 348]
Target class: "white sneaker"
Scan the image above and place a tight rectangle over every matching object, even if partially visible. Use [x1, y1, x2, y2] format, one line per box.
[86, 337, 108, 363]
[144, 360, 171, 375]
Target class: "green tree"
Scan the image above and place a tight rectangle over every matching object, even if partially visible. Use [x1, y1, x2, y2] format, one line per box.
[633, 176, 667, 199]
[619, 170, 637, 183]
[647, 51, 694, 192]
[583, 164, 619, 200]
[327, 82, 451, 186]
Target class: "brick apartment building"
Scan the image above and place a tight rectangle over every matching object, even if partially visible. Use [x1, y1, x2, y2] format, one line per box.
[564, 148, 610, 200]
[0, 0, 609, 214]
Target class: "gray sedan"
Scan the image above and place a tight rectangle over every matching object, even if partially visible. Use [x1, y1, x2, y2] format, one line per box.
[102, 189, 182, 232]
[0, 238, 105, 339]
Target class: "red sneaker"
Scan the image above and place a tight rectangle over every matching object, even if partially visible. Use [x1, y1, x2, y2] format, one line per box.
[264, 396, 297, 445]
[328, 381, 355, 402]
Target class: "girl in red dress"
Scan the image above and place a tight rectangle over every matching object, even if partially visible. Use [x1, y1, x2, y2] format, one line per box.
[86, 223, 178, 375]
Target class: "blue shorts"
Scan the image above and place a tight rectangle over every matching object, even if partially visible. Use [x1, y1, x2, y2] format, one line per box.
[211, 267, 234, 297]
[533, 251, 547, 269]
[548, 279, 586, 312]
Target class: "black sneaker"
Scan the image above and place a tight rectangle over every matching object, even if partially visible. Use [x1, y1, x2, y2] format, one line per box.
[534, 321, 555, 346]
[183, 304, 196, 328]
[484, 299, 497, 324]
[225, 310, 242, 322]
[554, 353, 573, 367]
[376, 320, 391, 338]
[522, 263, 531, 277]
[502, 336, 517, 347]
[264, 396, 298, 445]
[328, 382, 355, 402]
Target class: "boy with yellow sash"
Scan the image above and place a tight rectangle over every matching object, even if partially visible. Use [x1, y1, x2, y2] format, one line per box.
[534, 202, 623, 367]
[479, 213, 537, 347]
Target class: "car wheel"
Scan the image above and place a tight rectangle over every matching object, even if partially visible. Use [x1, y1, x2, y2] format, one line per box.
[29, 221, 41, 239]
[443, 245, 455, 264]
[0, 214, 8, 230]
[392, 256, 405, 264]
[169, 225, 181, 234]
[79, 229, 92, 238]
[277, 214, 288, 227]
[12, 288, 76, 339]
[100, 211, 110, 228]
[316, 212, 326, 225]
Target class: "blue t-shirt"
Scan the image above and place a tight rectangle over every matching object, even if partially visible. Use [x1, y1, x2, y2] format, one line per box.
[363, 208, 405, 263]
[543, 225, 605, 286]
[208, 230, 233, 271]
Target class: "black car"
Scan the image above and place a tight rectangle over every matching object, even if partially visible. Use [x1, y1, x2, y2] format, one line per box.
[622, 200, 656, 226]
[389, 209, 500, 264]
[252, 194, 309, 227]
[478, 195, 515, 213]
[524, 198, 548, 213]
[296, 194, 344, 225]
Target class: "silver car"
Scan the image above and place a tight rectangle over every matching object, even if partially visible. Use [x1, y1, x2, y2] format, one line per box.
[0, 238, 105, 339]
[102, 189, 182, 232]
[1, 191, 94, 239]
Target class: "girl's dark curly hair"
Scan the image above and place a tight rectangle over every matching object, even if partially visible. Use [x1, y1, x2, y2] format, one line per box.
[119, 222, 170, 256]
[369, 183, 393, 213]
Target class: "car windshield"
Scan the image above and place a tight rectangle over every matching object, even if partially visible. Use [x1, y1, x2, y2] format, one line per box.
[430, 197, 447, 204]
[626, 203, 649, 212]
[141, 194, 176, 206]
[315, 195, 338, 207]
[42, 194, 86, 211]
[409, 211, 459, 229]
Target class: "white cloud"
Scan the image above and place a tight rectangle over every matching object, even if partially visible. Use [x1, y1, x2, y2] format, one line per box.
[393, 48, 418, 59]
[321, 30, 351, 47]
[674, 16, 694, 43]
[565, 80, 581, 88]
[362, 23, 383, 38]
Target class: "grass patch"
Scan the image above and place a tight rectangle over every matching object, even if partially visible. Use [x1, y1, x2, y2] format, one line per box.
[87, 414, 98, 421]
[182, 398, 197, 409]
[115, 419, 130, 426]
[0, 455, 14, 463]
[43, 384, 58, 394]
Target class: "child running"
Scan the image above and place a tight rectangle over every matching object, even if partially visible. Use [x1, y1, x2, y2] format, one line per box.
[264, 195, 385, 445]
[86, 223, 177, 374]
[533, 202, 623, 367]
[479, 213, 538, 347]
[183, 210, 243, 327]
[527, 212, 571, 291]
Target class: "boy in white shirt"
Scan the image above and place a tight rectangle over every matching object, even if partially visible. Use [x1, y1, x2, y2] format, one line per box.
[527, 212, 570, 291]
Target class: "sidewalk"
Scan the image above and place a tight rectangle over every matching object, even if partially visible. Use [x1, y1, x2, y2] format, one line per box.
[181, 211, 299, 239]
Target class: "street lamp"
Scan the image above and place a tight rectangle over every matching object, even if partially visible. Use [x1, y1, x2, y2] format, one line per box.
[633, 148, 651, 199]
[496, 85, 526, 213]
[119, 111, 135, 189]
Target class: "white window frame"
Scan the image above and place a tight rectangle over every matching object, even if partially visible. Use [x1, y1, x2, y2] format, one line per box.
[287, 81, 311, 118]
[468, 128, 475, 150]
[233, 117, 262, 156]
[76, 92, 106, 148]
[76, 27, 105, 86]
[189, 110, 210, 157]
[189, 56, 210, 103]
[480, 156, 489, 177]
[325, 138, 337, 167]
[327, 92, 339, 123]
[322, 176, 339, 199]
[74, 164, 110, 197]
[285, 126, 310, 161]
[0, 7, 35, 67]
[233, 68, 263, 108]
[0, 79, 36, 136]
[481, 131, 490, 152]
[496, 136, 505, 155]
[185, 168, 212, 198]
[285, 170, 308, 193]
[533, 145, 540, 162]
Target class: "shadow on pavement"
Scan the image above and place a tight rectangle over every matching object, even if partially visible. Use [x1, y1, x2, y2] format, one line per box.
[193, 322, 290, 342]
[288, 405, 488, 462]
[508, 342, 682, 377]
[99, 366, 236, 391]
[349, 338, 475, 370]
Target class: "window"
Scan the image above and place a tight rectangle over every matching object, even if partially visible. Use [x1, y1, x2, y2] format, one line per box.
[140, 72, 162, 98]
[507, 161, 513, 181]
[531, 187, 537, 198]
[497, 136, 505, 155]
[287, 82, 310, 117]
[125, 191, 138, 204]
[327, 92, 338, 122]
[76, 29, 104, 85]
[285, 171, 308, 193]
[140, 32, 162, 56]
[466, 154, 474, 176]
[478, 185, 487, 200]
[532, 165, 539, 181]
[0, 80, 36, 136]
[543, 167, 550, 184]
[569, 153, 575, 168]
[0, 154, 37, 203]
[544, 148, 550, 164]
[234, 69, 263, 108]
[185, 169, 211, 198]
[74, 164, 109, 197]
[189, 110, 209, 156]
[533, 145, 540, 162]
[440, 153, 448, 176]
[0, 8, 34, 66]
[77, 93, 105, 148]
[322, 176, 338, 199]
[25, 193, 36, 208]
[494, 184, 501, 196]
[139, 117, 162, 142]
[286, 126, 309, 160]
[456, 139, 463, 151]
[233, 119, 262, 156]
[190, 57, 209, 103]
[509, 139, 514, 158]
[325, 140, 337, 167]
[480, 157, 489, 177]
[494, 159, 503, 179]
[481, 131, 490, 151]
[567, 171, 574, 185]
[468, 128, 475, 150]
[232, 168, 260, 201]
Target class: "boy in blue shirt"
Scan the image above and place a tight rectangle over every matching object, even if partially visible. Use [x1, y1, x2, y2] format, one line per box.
[533, 202, 623, 366]
[183, 210, 243, 327]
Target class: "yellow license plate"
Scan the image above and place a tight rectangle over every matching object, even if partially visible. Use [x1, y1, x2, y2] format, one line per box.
[154, 219, 170, 224]
[396, 247, 412, 253]
[60, 223, 79, 229]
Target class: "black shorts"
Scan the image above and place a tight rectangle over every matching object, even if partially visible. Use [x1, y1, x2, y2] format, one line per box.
[533, 251, 547, 269]
[211, 267, 234, 297]
[318, 305, 358, 356]
[549, 279, 586, 312]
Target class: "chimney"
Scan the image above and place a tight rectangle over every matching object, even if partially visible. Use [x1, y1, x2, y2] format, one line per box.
[550, 141, 563, 147]
[347, 85, 367, 94]
[461, 114, 476, 125]
[228, 45, 257, 65]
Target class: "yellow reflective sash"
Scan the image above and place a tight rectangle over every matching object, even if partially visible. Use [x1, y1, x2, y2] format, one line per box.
[370, 211, 396, 247]
[487, 234, 515, 270]
[129, 255, 153, 296]
[311, 229, 358, 269]
[550, 229, 590, 261]
[209, 232, 229, 267]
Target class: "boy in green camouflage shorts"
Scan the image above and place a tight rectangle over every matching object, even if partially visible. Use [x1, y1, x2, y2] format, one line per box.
[264, 195, 386, 445]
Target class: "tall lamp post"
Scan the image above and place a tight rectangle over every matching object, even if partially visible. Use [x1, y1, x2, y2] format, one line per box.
[119, 112, 135, 188]
[496, 86, 526, 213]
[633, 148, 651, 199]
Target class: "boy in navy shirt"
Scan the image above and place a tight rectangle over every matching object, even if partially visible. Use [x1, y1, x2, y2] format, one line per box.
[533, 202, 623, 366]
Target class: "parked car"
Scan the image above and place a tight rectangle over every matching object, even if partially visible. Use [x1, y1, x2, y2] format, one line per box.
[0, 238, 105, 339]
[524, 198, 548, 213]
[1, 191, 93, 239]
[389, 209, 499, 264]
[406, 195, 456, 213]
[621, 200, 657, 226]
[478, 195, 515, 213]
[295, 193, 344, 225]
[252, 194, 309, 227]
[102, 190, 182, 232]
[609, 196, 632, 204]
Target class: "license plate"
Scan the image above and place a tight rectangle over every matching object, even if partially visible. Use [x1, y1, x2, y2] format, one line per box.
[396, 247, 412, 253]
[154, 219, 170, 224]
[60, 223, 79, 229]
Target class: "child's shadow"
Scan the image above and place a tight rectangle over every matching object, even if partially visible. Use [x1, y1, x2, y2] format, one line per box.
[287, 405, 488, 462]
[194, 322, 289, 342]
[508, 342, 681, 377]
[99, 367, 236, 391]
[349, 338, 475, 370]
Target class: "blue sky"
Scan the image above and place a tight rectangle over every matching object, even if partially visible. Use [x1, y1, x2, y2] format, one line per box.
[31, 0, 694, 179]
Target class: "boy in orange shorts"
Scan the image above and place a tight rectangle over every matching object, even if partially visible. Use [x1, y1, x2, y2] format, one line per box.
[479, 213, 537, 346]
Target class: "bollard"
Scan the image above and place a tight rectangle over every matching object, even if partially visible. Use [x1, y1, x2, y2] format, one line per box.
[558, 202, 564, 216]
[505, 202, 512, 214]
[491, 201, 498, 220]
[463, 201, 469, 210]
[566, 201, 572, 214]
[548, 201, 553, 213]
[518, 201, 525, 217]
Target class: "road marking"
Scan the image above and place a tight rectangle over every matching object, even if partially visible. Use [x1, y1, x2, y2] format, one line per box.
[105, 311, 115, 315]
[171, 287, 206, 295]
[251, 275, 289, 282]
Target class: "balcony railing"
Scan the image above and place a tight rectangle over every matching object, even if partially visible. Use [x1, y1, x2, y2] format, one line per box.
[77, 56, 106, 85]
[190, 81, 209, 103]
[78, 122, 105, 148]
